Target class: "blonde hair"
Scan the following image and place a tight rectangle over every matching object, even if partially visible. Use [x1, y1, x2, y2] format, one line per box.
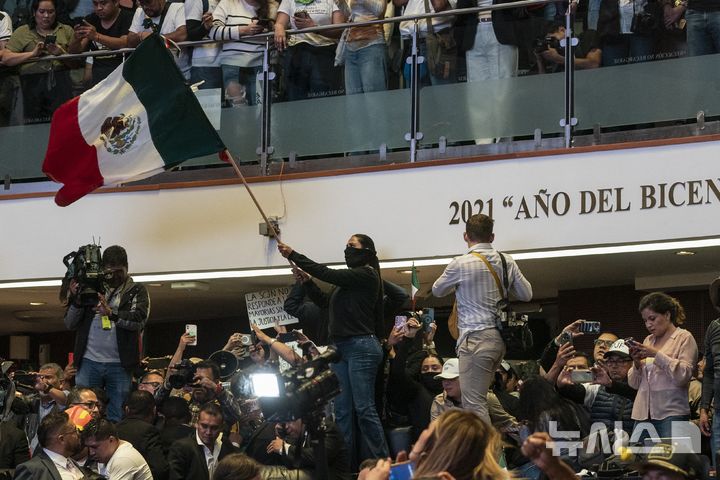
[412, 410, 511, 480]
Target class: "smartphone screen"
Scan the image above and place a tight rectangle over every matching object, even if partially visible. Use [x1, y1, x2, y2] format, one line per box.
[67, 352, 74, 366]
[571, 369, 593, 383]
[390, 461, 414, 480]
[579, 321, 601, 334]
[185, 324, 198, 346]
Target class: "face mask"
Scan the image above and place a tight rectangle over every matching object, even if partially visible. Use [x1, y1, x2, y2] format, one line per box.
[344, 247, 371, 268]
[420, 373, 443, 394]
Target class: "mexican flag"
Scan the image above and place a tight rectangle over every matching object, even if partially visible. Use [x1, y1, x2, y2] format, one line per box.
[43, 34, 226, 207]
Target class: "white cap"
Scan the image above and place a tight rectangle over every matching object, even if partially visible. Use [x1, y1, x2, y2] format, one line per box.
[604, 339, 631, 359]
[435, 358, 459, 380]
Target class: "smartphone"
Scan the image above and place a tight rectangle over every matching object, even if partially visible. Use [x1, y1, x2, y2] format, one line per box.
[44, 34, 56, 44]
[624, 337, 639, 347]
[294, 10, 309, 18]
[277, 331, 299, 343]
[67, 352, 74, 366]
[571, 369, 593, 383]
[185, 324, 198, 346]
[579, 321, 601, 334]
[389, 461, 414, 480]
[557, 331, 573, 346]
[421, 308, 435, 333]
[394, 315, 408, 332]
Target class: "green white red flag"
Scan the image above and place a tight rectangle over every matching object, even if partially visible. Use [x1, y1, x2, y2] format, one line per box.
[43, 34, 225, 206]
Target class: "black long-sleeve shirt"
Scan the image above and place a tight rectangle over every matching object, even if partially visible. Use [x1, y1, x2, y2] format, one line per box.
[288, 251, 382, 339]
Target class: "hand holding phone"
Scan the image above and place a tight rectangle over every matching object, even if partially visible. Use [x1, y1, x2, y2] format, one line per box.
[389, 461, 414, 480]
[570, 369, 593, 383]
[394, 315, 408, 334]
[185, 324, 198, 346]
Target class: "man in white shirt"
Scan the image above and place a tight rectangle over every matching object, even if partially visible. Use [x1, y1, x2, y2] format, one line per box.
[127, 0, 188, 75]
[13, 411, 86, 480]
[82, 418, 153, 480]
[432, 213, 532, 424]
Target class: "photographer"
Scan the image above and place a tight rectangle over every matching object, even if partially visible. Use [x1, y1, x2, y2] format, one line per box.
[535, 22, 602, 73]
[12, 363, 69, 451]
[64, 245, 150, 422]
[263, 418, 351, 480]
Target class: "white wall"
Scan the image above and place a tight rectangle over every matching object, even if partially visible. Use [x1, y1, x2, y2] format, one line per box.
[2, 140, 720, 281]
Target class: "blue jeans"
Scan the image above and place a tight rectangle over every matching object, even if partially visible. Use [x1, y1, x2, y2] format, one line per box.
[601, 34, 655, 66]
[633, 415, 691, 442]
[190, 66, 223, 90]
[686, 9, 720, 57]
[76, 358, 132, 422]
[221, 64, 263, 106]
[331, 335, 389, 460]
[344, 43, 387, 95]
[402, 38, 454, 87]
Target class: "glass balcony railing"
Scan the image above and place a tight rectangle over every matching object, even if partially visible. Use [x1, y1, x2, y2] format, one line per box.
[1, 0, 719, 185]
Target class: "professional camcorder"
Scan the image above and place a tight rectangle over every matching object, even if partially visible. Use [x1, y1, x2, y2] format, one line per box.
[61, 244, 105, 307]
[167, 360, 198, 389]
[251, 347, 341, 422]
[534, 35, 563, 55]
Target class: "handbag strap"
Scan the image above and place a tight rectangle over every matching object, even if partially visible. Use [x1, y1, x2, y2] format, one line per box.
[423, 0, 436, 36]
[470, 252, 506, 299]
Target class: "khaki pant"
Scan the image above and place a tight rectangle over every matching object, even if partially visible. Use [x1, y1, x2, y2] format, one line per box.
[458, 328, 506, 424]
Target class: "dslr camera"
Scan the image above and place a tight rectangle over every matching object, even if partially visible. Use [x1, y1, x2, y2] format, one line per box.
[534, 35, 563, 55]
[62, 244, 105, 307]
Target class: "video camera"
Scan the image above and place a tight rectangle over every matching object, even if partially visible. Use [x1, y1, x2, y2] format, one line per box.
[167, 360, 198, 389]
[251, 347, 341, 422]
[62, 244, 105, 307]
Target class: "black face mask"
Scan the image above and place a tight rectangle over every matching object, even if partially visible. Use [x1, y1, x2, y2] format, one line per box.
[344, 247, 372, 268]
[420, 373, 444, 394]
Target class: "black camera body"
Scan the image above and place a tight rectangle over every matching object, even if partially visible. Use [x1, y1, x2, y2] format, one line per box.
[167, 360, 198, 389]
[142, 17, 158, 32]
[63, 244, 105, 307]
[257, 348, 341, 422]
[534, 35, 563, 54]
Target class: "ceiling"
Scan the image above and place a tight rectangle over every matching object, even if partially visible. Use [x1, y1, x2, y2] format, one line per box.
[1, 246, 719, 336]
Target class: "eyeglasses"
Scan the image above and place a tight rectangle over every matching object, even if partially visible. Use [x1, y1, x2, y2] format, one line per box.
[593, 340, 615, 347]
[140, 381, 161, 389]
[72, 401, 99, 409]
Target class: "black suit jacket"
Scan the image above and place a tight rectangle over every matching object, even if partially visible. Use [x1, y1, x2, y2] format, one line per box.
[13, 450, 63, 480]
[455, 0, 525, 52]
[168, 434, 240, 480]
[116, 417, 169, 480]
[0, 423, 30, 469]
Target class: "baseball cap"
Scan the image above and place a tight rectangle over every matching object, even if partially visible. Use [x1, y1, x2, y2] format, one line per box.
[604, 339, 631, 360]
[435, 358, 459, 380]
[636, 443, 704, 479]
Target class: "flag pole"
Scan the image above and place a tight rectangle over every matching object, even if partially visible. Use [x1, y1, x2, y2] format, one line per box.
[222, 149, 280, 240]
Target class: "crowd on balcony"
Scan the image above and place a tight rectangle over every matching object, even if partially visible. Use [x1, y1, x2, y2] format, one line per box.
[0, 0, 717, 125]
[0, 219, 719, 480]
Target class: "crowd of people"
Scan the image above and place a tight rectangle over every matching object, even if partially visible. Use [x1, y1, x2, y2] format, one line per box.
[0, 217, 720, 480]
[0, 0, 718, 124]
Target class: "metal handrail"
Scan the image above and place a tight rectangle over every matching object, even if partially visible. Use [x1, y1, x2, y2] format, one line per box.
[9, 0, 556, 65]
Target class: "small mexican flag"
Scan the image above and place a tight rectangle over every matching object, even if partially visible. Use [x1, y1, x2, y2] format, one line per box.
[411, 263, 419, 308]
[43, 34, 225, 206]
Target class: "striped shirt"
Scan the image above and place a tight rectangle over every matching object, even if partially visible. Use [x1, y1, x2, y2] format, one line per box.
[209, 0, 267, 67]
[432, 243, 532, 344]
[0, 11, 11, 43]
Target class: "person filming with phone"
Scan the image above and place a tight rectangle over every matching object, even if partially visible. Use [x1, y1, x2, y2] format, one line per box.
[627, 292, 698, 439]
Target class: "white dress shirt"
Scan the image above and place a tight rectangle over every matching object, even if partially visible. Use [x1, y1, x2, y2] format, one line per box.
[43, 448, 84, 480]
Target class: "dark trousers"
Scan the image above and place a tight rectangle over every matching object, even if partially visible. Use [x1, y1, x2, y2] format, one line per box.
[282, 42, 343, 101]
